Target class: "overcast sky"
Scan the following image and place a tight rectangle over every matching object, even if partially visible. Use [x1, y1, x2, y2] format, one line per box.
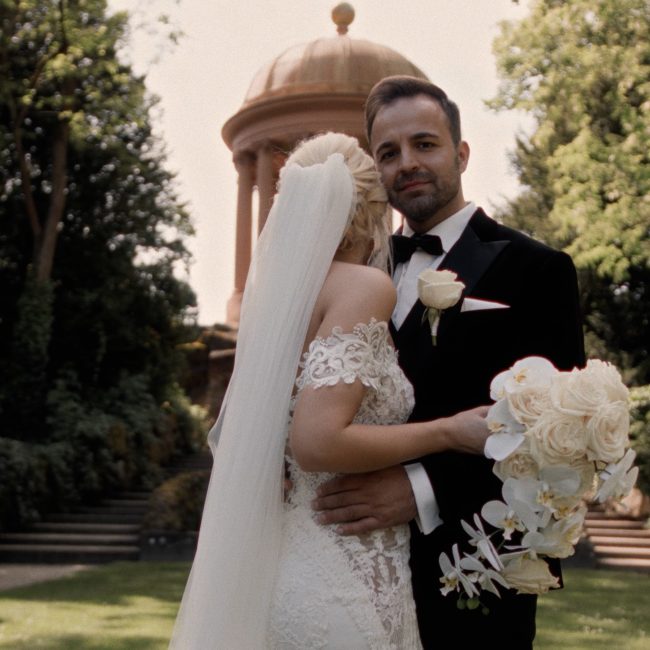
[108, 0, 532, 325]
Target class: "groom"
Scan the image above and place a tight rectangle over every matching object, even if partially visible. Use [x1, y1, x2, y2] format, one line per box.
[314, 76, 585, 648]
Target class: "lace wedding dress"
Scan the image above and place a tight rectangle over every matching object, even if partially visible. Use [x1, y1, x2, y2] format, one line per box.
[268, 319, 423, 650]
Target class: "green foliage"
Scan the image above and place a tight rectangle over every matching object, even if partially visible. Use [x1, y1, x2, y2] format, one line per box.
[0, 1, 201, 528]
[630, 385, 650, 495]
[143, 470, 210, 532]
[490, 0, 649, 386]
[0, 377, 206, 531]
[0, 274, 54, 438]
[0, 437, 75, 529]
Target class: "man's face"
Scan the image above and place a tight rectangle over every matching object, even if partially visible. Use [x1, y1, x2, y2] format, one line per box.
[370, 94, 469, 232]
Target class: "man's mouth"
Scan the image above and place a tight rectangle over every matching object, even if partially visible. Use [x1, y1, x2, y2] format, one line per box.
[398, 181, 429, 192]
[397, 179, 430, 192]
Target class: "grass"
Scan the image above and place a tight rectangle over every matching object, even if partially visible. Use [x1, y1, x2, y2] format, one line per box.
[0, 563, 648, 649]
[536, 568, 650, 649]
[0, 562, 187, 649]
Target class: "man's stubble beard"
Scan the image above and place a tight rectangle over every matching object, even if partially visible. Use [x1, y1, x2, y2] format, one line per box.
[387, 159, 462, 224]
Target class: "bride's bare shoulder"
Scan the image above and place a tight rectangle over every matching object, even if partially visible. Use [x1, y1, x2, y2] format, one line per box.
[317, 262, 396, 331]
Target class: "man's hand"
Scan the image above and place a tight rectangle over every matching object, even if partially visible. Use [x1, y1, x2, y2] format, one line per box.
[311, 465, 417, 535]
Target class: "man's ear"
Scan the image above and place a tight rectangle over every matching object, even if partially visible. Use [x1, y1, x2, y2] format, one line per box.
[457, 141, 470, 174]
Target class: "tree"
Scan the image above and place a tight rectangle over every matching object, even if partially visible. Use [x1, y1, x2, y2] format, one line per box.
[489, 0, 650, 385]
[0, 0, 200, 526]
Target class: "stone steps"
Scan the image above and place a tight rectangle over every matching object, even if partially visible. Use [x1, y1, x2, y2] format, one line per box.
[583, 509, 650, 572]
[0, 532, 139, 546]
[0, 544, 140, 563]
[29, 522, 140, 534]
[597, 557, 650, 570]
[0, 450, 213, 564]
[0, 495, 147, 564]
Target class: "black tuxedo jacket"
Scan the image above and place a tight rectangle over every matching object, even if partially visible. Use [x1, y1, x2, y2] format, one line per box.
[391, 208, 585, 648]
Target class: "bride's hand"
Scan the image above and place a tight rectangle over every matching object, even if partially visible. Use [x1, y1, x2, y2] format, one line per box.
[443, 405, 491, 455]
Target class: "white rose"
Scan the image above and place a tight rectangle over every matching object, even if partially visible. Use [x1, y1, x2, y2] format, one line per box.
[493, 441, 540, 482]
[417, 269, 464, 310]
[501, 556, 560, 594]
[550, 361, 628, 418]
[527, 411, 588, 466]
[585, 359, 629, 402]
[506, 385, 552, 427]
[585, 401, 630, 463]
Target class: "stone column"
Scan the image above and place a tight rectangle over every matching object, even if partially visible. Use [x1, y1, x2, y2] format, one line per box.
[256, 142, 275, 234]
[226, 150, 255, 326]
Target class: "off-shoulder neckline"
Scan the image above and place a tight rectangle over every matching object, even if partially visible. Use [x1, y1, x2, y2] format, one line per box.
[307, 318, 389, 349]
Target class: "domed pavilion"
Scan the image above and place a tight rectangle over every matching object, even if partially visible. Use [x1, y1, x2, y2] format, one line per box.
[222, 3, 428, 325]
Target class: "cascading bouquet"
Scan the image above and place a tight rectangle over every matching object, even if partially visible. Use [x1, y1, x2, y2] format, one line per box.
[439, 356, 638, 609]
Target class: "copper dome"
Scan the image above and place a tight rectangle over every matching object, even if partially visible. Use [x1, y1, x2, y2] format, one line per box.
[243, 35, 427, 108]
[222, 4, 428, 152]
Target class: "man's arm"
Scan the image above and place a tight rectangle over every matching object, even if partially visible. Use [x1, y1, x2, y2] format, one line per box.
[312, 465, 417, 535]
[313, 463, 444, 535]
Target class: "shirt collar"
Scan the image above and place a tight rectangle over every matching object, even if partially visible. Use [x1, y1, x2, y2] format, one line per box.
[402, 202, 476, 253]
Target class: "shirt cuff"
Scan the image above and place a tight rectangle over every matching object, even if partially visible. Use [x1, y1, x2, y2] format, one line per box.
[404, 462, 443, 535]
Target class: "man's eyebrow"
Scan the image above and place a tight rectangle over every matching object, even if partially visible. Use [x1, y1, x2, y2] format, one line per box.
[374, 140, 394, 155]
[411, 131, 440, 140]
[374, 131, 441, 154]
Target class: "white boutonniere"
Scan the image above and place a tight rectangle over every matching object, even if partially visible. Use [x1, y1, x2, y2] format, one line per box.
[417, 269, 465, 344]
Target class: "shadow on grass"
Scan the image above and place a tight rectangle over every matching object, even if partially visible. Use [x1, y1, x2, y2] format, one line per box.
[0, 561, 191, 607]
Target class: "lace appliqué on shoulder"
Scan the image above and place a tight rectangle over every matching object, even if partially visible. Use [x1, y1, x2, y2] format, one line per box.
[295, 319, 413, 427]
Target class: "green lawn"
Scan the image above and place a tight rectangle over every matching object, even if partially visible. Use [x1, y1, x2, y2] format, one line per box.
[0, 562, 647, 649]
[536, 568, 650, 649]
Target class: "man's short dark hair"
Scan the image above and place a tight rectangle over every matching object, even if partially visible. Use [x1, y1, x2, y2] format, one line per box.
[365, 76, 462, 146]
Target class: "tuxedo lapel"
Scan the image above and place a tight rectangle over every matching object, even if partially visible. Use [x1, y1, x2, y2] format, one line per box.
[395, 209, 509, 340]
[437, 210, 509, 338]
[439, 211, 509, 292]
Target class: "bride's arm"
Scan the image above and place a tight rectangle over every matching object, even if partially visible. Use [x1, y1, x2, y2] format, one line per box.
[291, 387, 488, 473]
[290, 266, 489, 474]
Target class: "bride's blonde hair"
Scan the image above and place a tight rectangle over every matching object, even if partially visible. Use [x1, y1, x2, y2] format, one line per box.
[284, 132, 392, 271]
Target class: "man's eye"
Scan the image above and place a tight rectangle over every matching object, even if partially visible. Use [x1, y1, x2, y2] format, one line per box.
[380, 150, 396, 162]
[417, 141, 435, 149]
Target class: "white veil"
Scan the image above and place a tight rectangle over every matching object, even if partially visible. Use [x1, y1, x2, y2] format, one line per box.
[169, 153, 356, 648]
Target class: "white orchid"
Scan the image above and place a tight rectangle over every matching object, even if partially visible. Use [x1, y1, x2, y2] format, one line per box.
[484, 399, 526, 461]
[439, 544, 479, 598]
[459, 555, 510, 598]
[481, 499, 529, 541]
[535, 466, 582, 514]
[490, 356, 558, 401]
[521, 506, 587, 559]
[460, 514, 503, 570]
[596, 448, 638, 501]
[502, 478, 550, 525]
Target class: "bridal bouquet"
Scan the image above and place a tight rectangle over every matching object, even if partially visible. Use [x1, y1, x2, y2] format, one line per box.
[439, 356, 638, 607]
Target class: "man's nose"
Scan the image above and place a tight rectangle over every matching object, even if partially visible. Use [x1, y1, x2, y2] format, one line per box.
[398, 147, 419, 173]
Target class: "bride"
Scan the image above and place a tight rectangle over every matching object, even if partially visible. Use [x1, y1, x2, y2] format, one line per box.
[169, 133, 489, 649]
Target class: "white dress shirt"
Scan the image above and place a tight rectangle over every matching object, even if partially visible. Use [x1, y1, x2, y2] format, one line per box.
[395, 202, 476, 534]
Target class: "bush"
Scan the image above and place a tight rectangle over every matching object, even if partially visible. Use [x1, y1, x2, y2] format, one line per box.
[630, 385, 650, 495]
[0, 439, 75, 530]
[142, 470, 210, 532]
[0, 373, 208, 530]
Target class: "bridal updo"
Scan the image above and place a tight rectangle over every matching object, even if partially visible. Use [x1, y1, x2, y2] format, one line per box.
[284, 132, 392, 271]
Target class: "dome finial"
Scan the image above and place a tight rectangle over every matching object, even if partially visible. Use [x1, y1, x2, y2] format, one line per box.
[332, 3, 355, 35]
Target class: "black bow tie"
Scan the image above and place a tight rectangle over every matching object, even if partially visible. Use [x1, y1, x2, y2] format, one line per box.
[391, 234, 444, 265]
